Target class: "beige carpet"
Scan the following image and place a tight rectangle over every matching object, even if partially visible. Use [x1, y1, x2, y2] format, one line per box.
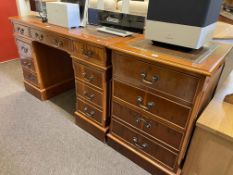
[0, 60, 150, 175]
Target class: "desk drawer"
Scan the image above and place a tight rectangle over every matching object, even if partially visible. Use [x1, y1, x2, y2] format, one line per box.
[73, 61, 105, 89]
[14, 23, 30, 37]
[76, 98, 103, 125]
[16, 40, 32, 58]
[74, 41, 107, 66]
[111, 119, 178, 170]
[20, 58, 35, 72]
[23, 69, 39, 87]
[76, 80, 103, 109]
[112, 101, 183, 150]
[113, 52, 199, 103]
[31, 29, 48, 43]
[113, 80, 190, 128]
[48, 35, 73, 53]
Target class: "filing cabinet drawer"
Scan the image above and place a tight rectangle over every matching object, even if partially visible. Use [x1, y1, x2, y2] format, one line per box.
[113, 80, 190, 128]
[76, 98, 103, 125]
[112, 101, 183, 150]
[16, 40, 32, 58]
[14, 23, 30, 37]
[111, 119, 178, 170]
[22, 69, 39, 87]
[31, 29, 48, 43]
[74, 41, 108, 66]
[20, 58, 35, 72]
[73, 61, 106, 89]
[76, 80, 103, 109]
[113, 52, 199, 103]
[48, 34, 73, 53]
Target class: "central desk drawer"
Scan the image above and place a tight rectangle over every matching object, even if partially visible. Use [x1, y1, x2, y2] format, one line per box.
[76, 98, 103, 125]
[73, 61, 106, 89]
[74, 41, 108, 66]
[113, 52, 199, 103]
[76, 80, 103, 109]
[111, 119, 178, 170]
[31, 29, 48, 43]
[112, 101, 183, 150]
[113, 80, 190, 128]
[48, 35, 73, 52]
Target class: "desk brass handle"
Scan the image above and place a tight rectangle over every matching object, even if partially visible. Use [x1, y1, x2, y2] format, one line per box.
[55, 39, 63, 48]
[83, 91, 95, 101]
[132, 137, 148, 149]
[136, 96, 155, 111]
[81, 49, 93, 58]
[39, 35, 43, 41]
[135, 117, 152, 129]
[83, 107, 95, 118]
[81, 72, 94, 82]
[140, 73, 159, 85]
[17, 27, 21, 32]
[20, 28, 24, 35]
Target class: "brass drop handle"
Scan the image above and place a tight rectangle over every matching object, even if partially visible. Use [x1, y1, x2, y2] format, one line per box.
[81, 49, 93, 58]
[83, 107, 95, 118]
[21, 46, 28, 54]
[83, 91, 95, 101]
[81, 72, 94, 82]
[136, 96, 155, 111]
[135, 117, 152, 129]
[55, 39, 63, 48]
[140, 73, 159, 85]
[132, 137, 148, 149]
[39, 34, 43, 41]
[17, 27, 21, 32]
[20, 28, 24, 34]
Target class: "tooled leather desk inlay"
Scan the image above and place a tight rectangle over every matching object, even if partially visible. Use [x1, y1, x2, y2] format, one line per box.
[129, 39, 219, 64]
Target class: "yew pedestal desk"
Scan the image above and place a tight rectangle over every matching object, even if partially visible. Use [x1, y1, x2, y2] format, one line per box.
[10, 16, 232, 175]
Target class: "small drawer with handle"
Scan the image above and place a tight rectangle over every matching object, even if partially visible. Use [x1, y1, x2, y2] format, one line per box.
[14, 23, 30, 37]
[20, 58, 35, 72]
[110, 119, 178, 170]
[76, 80, 103, 109]
[74, 41, 108, 66]
[113, 52, 199, 103]
[76, 98, 103, 125]
[16, 40, 32, 58]
[49, 35, 73, 52]
[73, 61, 106, 89]
[112, 101, 183, 150]
[22, 69, 39, 87]
[31, 29, 47, 43]
[113, 80, 191, 128]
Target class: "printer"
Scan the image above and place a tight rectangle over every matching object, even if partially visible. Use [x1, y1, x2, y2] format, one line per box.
[145, 0, 223, 49]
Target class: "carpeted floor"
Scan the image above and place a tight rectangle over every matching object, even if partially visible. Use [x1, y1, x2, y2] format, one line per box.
[0, 60, 150, 175]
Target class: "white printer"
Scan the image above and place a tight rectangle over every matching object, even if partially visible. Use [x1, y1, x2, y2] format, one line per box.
[46, 2, 84, 28]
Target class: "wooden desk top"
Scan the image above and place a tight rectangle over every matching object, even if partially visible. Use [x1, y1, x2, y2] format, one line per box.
[197, 70, 233, 142]
[9, 16, 139, 47]
[109, 22, 233, 76]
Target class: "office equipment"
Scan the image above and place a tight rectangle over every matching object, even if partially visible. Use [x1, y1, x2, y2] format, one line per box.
[145, 0, 223, 49]
[88, 9, 145, 33]
[61, 0, 89, 26]
[97, 26, 133, 37]
[10, 16, 232, 175]
[46, 2, 81, 28]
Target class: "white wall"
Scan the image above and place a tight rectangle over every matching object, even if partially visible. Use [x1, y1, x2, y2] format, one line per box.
[16, 0, 30, 16]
